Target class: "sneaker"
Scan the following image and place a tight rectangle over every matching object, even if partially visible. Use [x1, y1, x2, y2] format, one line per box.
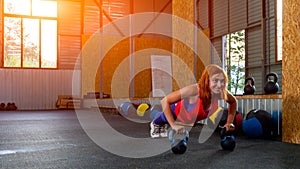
[160, 124, 169, 138]
[150, 121, 160, 138]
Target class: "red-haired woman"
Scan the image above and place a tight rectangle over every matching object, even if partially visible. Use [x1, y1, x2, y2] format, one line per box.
[150, 64, 237, 138]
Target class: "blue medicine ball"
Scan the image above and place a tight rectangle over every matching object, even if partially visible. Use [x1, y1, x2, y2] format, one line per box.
[242, 109, 273, 138]
[242, 117, 263, 138]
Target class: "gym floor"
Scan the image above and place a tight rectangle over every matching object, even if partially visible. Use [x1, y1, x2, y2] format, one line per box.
[0, 109, 299, 169]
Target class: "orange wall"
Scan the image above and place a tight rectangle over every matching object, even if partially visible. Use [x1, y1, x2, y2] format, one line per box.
[81, 36, 172, 98]
[133, 37, 172, 97]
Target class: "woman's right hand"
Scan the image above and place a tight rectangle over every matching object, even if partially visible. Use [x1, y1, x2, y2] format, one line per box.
[171, 124, 186, 134]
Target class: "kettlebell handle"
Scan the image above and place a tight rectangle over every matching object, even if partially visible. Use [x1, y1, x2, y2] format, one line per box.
[168, 129, 189, 144]
[221, 135, 235, 142]
[245, 77, 255, 85]
[266, 72, 278, 83]
[220, 127, 235, 139]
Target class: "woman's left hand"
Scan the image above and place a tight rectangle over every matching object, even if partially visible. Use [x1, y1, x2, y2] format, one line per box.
[223, 123, 235, 132]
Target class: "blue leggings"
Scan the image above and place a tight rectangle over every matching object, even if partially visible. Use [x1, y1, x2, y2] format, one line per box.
[153, 103, 177, 125]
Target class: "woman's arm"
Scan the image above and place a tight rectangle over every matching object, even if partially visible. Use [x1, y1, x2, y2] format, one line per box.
[224, 90, 237, 131]
[161, 84, 198, 132]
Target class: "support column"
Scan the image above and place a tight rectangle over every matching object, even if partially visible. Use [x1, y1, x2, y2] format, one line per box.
[282, 0, 300, 144]
[172, 0, 196, 90]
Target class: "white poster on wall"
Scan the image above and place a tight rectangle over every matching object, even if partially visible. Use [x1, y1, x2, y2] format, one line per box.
[151, 55, 172, 97]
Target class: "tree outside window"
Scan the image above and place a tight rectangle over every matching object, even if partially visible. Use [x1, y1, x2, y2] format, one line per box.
[223, 30, 245, 95]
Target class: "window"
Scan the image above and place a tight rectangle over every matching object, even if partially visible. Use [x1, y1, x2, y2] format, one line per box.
[3, 0, 57, 68]
[276, 0, 282, 62]
[222, 30, 245, 95]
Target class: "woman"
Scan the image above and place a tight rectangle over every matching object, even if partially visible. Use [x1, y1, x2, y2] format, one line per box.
[150, 64, 237, 138]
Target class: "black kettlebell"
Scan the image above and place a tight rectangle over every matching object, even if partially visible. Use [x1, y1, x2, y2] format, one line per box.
[220, 128, 236, 151]
[243, 77, 256, 95]
[264, 72, 279, 94]
[168, 129, 189, 154]
[0, 103, 5, 111]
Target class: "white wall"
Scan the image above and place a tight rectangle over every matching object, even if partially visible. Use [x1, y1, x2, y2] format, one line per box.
[0, 69, 81, 110]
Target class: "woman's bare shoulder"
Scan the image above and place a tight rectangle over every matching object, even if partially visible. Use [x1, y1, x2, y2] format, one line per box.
[180, 84, 199, 97]
[225, 90, 237, 103]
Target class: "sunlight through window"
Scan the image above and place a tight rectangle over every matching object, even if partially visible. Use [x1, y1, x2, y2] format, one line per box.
[4, 0, 30, 15]
[3, 0, 58, 68]
[32, 0, 57, 17]
[23, 19, 40, 68]
[276, 0, 282, 61]
[41, 20, 57, 68]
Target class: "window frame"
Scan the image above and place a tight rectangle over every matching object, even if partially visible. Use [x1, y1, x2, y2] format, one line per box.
[2, 0, 58, 69]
